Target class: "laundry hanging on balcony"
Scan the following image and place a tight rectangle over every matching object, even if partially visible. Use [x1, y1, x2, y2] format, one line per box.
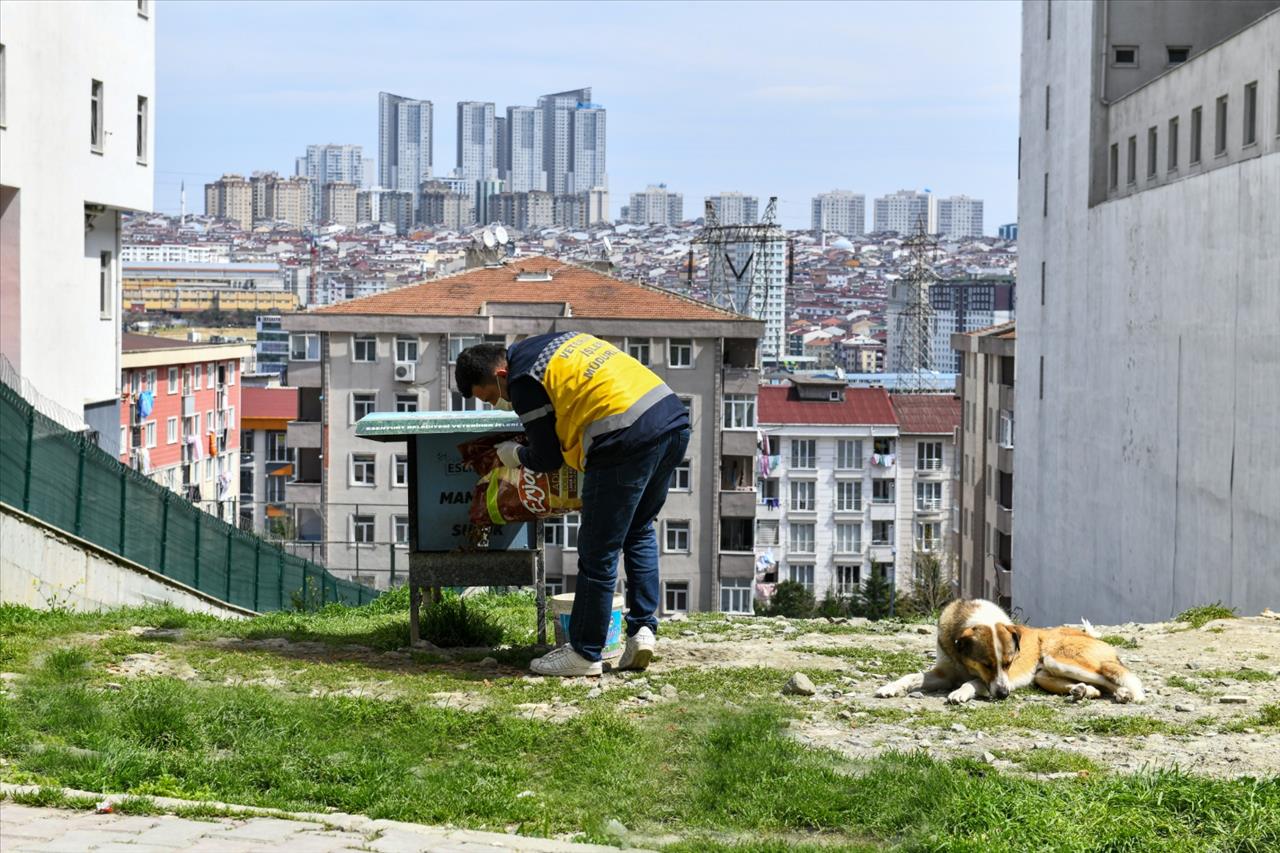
[207, 432, 218, 456]
[136, 390, 154, 419]
[185, 433, 203, 461]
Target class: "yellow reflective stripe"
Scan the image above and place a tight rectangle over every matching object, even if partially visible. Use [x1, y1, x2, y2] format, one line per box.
[485, 475, 506, 525]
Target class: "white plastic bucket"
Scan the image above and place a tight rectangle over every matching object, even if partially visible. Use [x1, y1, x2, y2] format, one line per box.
[550, 593, 626, 659]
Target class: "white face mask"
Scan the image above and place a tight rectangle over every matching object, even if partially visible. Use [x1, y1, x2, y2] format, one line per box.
[494, 398, 513, 411]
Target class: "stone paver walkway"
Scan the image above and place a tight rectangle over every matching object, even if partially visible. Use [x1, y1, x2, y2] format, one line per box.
[0, 802, 641, 853]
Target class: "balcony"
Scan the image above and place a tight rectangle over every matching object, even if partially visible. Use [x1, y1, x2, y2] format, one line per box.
[719, 552, 755, 577]
[287, 420, 321, 448]
[755, 498, 781, 519]
[996, 504, 1013, 536]
[869, 502, 896, 521]
[720, 490, 756, 518]
[869, 544, 895, 563]
[721, 429, 756, 457]
[289, 360, 322, 387]
[995, 563, 1012, 598]
[722, 367, 760, 395]
[720, 517, 754, 552]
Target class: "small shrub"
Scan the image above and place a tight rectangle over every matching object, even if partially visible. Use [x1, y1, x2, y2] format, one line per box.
[816, 590, 854, 619]
[855, 571, 895, 620]
[421, 593, 503, 647]
[762, 581, 815, 619]
[1175, 603, 1237, 629]
[1101, 635, 1139, 649]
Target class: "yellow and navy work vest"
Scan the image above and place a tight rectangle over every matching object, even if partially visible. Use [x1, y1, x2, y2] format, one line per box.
[509, 332, 675, 471]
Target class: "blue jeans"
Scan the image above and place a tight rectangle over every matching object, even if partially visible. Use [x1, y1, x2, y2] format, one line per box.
[568, 427, 691, 661]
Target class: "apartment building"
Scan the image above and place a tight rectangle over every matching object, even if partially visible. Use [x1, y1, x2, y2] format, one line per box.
[756, 378, 959, 603]
[952, 322, 1015, 610]
[280, 255, 764, 606]
[204, 174, 252, 229]
[810, 190, 866, 236]
[935, 195, 985, 239]
[238, 385, 297, 535]
[708, 192, 760, 226]
[321, 182, 358, 227]
[872, 189, 934, 235]
[118, 334, 252, 523]
[0, 0, 155, 453]
[627, 185, 683, 226]
[1016, 0, 1279, 622]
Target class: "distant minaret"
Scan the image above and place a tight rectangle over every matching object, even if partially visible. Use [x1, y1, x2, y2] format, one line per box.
[180, 181, 186, 222]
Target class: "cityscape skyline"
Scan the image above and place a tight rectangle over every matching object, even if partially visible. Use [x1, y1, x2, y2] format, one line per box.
[153, 0, 1020, 230]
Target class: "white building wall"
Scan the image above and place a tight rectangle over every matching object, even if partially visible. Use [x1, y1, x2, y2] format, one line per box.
[0, 0, 155, 452]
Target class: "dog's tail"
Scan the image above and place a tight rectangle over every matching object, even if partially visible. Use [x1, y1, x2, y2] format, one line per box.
[1079, 618, 1101, 638]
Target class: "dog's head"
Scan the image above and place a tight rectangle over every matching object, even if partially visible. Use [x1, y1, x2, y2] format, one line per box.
[952, 623, 1023, 700]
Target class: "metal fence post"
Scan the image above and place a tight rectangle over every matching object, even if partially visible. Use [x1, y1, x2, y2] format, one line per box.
[389, 542, 396, 586]
[277, 550, 285, 611]
[253, 540, 262, 612]
[193, 510, 202, 591]
[22, 407, 35, 512]
[118, 469, 128, 555]
[73, 439, 87, 537]
[159, 491, 170, 575]
[224, 529, 233, 603]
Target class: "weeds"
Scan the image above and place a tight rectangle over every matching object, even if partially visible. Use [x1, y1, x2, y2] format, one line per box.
[1102, 635, 1140, 649]
[1176, 603, 1238, 629]
[1199, 668, 1277, 683]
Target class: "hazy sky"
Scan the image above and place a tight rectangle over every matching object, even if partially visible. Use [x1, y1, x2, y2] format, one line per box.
[155, 0, 1021, 231]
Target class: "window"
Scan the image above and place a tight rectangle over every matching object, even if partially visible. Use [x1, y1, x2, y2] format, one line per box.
[144, 421, 156, 448]
[352, 335, 376, 362]
[916, 521, 941, 552]
[789, 480, 815, 511]
[872, 520, 894, 545]
[1243, 81, 1258, 147]
[789, 439, 815, 470]
[999, 410, 1014, 448]
[916, 481, 943, 511]
[145, 368, 157, 391]
[723, 394, 755, 428]
[99, 251, 113, 319]
[91, 80, 104, 151]
[227, 361, 235, 385]
[393, 515, 410, 549]
[206, 362, 215, 389]
[545, 516, 564, 547]
[664, 520, 690, 552]
[720, 577, 752, 614]
[1109, 143, 1119, 189]
[351, 392, 376, 423]
[626, 338, 651, 365]
[351, 515, 375, 546]
[836, 480, 862, 512]
[241, 430, 254, 456]
[1190, 107, 1203, 163]
[787, 563, 814, 591]
[668, 338, 692, 368]
[137, 0, 150, 17]
[265, 475, 286, 503]
[1126, 135, 1137, 185]
[136, 96, 148, 164]
[789, 522, 814, 553]
[290, 333, 320, 361]
[835, 564, 860, 596]
[1112, 46, 1137, 67]
[450, 391, 488, 412]
[872, 478, 894, 504]
[395, 336, 418, 364]
[393, 454, 408, 487]
[917, 441, 942, 470]
[1215, 95, 1228, 155]
[545, 577, 565, 597]
[166, 417, 177, 444]
[664, 581, 689, 613]
[1147, 126, 1158, 178]
[669, 459, 690, 491]
[1168, 116, 1179, 171]
[835, 522, 861, 554]
[266, 431, 288, 462]
[350, 453, 376, 486]
[167, 366, 178, 394]
[1167, 46, 1189, 65]
[0, 43, 6, 128]
[120, 425, 127, 453]
[395, 393, 418, 413]
[836, 439, 863, 469]
[448, 334, 483, 363]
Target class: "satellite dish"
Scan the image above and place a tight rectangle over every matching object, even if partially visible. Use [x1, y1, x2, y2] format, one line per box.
[602, 235, 613, 256]
[494, 224, 509, 245]
[482, 228, 496, 249]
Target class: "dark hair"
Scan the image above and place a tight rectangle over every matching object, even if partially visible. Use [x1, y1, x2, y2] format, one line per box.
[454, 343, 507, 397]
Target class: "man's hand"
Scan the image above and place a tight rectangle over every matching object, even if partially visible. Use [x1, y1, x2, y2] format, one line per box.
[495, 441, 523, 469]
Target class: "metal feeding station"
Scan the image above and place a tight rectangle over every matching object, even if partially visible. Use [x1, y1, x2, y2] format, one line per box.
[356, 410, 547, 645]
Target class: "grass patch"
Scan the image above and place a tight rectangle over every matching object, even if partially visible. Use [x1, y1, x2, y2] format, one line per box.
[794, 645, 929, 676]
[995, 748, 1104, 775]
[1199, 668, 1277, 683]
[1166, 675, 1217, 696]
[1101, 635, 1140, 649]
[1176, 603, 1238, 629]
[1223, 703, 1280, 734]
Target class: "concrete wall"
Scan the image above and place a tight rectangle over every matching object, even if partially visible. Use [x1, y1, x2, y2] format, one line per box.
[1015, 0, 1280, 625]
[0, 1, 155, 421]
[0, 503, 252, 618]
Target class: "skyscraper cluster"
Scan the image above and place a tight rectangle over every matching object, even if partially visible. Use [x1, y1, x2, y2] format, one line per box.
[810, 189, 986, 239]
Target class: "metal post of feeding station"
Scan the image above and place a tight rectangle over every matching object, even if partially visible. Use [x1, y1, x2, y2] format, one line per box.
[356, 410, 550, 647]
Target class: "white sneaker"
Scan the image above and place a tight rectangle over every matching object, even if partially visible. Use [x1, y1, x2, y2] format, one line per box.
[615, 627, 656, 671]
[530, 645, 602, 677]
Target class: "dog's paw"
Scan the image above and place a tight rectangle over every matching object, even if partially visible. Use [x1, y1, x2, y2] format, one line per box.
[945, 687, 973, 705]
[874, 684, 905, 699]
[1070, 683, 1101, 702]
[1112, 687, 1137, 704]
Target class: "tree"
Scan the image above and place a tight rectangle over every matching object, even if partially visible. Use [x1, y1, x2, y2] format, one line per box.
[764, 581, 816, 618]
[908, 550, 955, 618]
[856, 569, 894, 620]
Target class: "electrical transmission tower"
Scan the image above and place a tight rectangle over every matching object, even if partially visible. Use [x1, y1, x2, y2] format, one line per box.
[690, 196, 790, 360]
[890, 215, 941, 392]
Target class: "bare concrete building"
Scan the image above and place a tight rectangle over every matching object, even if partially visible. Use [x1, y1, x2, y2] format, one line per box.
[1016, 0, 1279, 623]
[281, 256, 764, 612]
[952, 322, 1015, 611]
[321, 181, 357, 227]
[204, 174, 252, 230]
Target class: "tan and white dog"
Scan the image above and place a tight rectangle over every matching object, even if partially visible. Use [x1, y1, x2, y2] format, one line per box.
[875, 599, 1145, 704]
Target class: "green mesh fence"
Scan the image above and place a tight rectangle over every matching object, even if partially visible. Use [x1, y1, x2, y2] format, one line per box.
[0, 381, 377, 611]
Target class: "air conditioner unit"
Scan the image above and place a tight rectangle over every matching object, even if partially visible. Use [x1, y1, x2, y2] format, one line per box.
[394, 362, 416, 382]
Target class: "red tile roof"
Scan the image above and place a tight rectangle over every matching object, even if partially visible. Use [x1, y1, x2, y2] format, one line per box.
[758, 385, 897, 426]
[310, 255, 750, 321]
[890, 394, 962, 434]
[241, 387, 298, 420]
[122, 333, 212, 352]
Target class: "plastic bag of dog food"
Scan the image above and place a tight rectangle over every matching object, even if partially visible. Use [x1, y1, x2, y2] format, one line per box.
[458, 434, 583, 527]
